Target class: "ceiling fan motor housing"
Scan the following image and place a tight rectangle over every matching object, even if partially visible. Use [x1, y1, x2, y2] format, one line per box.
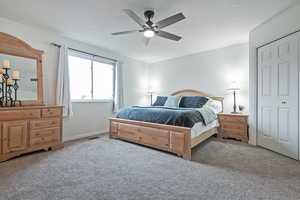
[144, 10, 155, 20]
[144, 10, 155, 27]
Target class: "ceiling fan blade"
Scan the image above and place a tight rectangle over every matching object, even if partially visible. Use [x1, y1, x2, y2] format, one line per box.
[111, 30, 140, 35]
[156, 31, 182, 41]
[143, 37, 150, 46]
[123, 9, 146, 28]
[156, 13, 186, 29]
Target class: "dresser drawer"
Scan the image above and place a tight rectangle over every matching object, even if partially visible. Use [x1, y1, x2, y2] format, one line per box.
[219, 115, 247, 123]
[30, 130, 60, 146]
[42, 108, 61, 118]
[0, 109, 40, 121]
[30, 128, 60, 141]
[30, 118, 60, 130]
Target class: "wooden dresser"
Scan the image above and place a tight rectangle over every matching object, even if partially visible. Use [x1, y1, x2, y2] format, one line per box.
[218, 113, 248, 143]
[0, 106, 63, 162]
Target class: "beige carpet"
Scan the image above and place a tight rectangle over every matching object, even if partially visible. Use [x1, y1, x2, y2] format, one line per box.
[0, 135, 300, 200]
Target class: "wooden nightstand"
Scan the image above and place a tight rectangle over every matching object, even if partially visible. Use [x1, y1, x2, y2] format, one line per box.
[218, 113, 249, 143]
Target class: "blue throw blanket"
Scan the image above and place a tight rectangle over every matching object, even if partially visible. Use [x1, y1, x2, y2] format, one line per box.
[116, 106, 216, 128]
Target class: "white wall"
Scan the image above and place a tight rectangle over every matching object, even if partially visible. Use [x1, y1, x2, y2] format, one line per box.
[0, 17, 149, 141]
[149, 43, 249, 114]
[249, 2, 300, 145]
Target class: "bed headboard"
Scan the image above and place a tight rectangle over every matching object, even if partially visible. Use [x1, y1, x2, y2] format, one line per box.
[171, 89, 224, 113]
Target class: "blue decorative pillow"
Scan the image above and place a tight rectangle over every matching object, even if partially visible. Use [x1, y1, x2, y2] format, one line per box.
[179, 96, 209, 108]
[164, 96, 182, 107]
[152, 96, 168, 106]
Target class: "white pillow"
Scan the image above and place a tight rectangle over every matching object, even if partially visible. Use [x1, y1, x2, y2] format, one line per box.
[205, 99, 222, 114]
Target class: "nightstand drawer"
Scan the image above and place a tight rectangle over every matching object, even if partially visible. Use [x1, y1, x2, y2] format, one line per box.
[221, 129, 248, 141]
[221, 122, 246, 130]
[221, 128, 246, 135]
[219, 115, 247, 123]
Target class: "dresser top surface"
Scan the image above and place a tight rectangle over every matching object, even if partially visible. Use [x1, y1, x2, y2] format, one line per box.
[0, 105, 63, 111]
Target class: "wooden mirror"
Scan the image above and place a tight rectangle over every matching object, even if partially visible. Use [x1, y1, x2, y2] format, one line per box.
[0, 32, 44, 106]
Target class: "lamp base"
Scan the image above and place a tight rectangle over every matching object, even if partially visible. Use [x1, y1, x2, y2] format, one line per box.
[231, 111, 239, 114]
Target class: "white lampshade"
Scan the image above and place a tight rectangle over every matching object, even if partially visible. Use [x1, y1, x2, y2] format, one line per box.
[148, 87, 155, 94]
[227, 81, 240, 91]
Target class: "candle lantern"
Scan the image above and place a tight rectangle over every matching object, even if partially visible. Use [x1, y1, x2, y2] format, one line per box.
[0, 59, 21, 107]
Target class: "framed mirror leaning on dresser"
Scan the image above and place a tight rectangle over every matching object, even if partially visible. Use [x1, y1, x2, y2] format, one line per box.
[0, 32, 63, 162]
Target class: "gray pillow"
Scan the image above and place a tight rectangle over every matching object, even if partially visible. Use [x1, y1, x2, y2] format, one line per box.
[152, 96, 168, 106]
[164, 96, 182, 107]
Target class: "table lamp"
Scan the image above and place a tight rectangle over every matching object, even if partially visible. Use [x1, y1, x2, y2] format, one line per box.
[227, 82, 240, 114]
[148, 87, 155, 106]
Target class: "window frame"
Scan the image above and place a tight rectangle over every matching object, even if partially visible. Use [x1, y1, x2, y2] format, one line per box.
[68, 50, 116, 103]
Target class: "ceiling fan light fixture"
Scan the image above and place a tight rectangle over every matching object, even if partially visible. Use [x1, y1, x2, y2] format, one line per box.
[144, 30, 155, 38]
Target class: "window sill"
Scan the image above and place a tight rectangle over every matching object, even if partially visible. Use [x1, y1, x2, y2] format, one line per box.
[71, 99, 113, 103]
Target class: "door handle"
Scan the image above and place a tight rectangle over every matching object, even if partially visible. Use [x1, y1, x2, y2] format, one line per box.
[281, 101, 287, 104]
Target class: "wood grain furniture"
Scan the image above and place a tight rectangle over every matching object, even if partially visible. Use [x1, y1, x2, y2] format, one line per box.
[109, 90, 223, 160]
[218, 113, 248, 142]
[0, 32, 64, 162]
[0, 106, 63, 162]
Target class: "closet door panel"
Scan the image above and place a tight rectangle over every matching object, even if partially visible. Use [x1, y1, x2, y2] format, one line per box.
[278, 63, 290, 96]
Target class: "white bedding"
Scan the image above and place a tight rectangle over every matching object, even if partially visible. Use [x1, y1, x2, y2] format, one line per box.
[191, 120, 219, 138]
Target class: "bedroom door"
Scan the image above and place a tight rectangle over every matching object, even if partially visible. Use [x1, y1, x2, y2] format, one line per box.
[257, 32, 299, 160]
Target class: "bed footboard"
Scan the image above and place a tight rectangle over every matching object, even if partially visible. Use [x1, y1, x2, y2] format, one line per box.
[109, 118, 192, 160]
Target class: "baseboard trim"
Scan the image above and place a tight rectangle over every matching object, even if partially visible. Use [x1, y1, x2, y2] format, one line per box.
[63, 130, 108, 142]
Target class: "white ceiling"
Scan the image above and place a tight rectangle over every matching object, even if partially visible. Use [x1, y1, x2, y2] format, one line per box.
[0, 0, 297, 63]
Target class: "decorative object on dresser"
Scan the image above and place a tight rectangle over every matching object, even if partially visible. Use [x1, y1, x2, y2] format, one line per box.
[238, 105, 245, 113]
[218, 113, 248, 143]
[227, 81, 240, 114]
[0, 59, 22, 107]
[0, 32, 64, 162]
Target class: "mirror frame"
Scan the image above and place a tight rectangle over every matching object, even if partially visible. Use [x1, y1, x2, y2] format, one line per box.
[0, 32, 44, 106]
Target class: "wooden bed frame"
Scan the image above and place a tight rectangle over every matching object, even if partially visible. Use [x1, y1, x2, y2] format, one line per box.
[109, 90, 223, 160]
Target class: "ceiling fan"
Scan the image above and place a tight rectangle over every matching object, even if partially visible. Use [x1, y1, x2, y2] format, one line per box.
[111, 9, 186, 45]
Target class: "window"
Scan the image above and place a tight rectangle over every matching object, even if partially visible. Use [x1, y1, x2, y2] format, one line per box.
[68, 50, 115, 101]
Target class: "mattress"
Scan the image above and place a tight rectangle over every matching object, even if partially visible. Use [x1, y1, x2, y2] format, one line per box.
[191, 120, 219, 138]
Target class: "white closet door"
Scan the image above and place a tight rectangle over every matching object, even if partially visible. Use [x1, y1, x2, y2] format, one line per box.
[257, 33, 299, 160]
